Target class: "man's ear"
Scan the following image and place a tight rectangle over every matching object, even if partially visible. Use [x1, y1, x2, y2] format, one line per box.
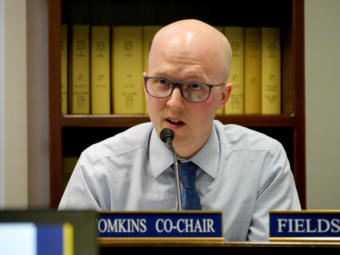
[218, 83, 233, 109]
[142, 72, 148, 94]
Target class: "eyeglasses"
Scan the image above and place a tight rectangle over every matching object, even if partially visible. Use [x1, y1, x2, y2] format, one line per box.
[144, 76, 225, 103]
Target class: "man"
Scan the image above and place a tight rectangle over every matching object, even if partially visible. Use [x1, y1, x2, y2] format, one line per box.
[59, 19, 301, 241]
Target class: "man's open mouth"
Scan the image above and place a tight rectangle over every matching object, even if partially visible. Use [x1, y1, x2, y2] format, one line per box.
[166, 118, 184, 125]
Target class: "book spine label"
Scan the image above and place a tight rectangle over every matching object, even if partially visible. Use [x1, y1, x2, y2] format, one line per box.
[224, 26, 245, 115]
[91, 26, 111, 114]
[113, 26, 144, 114]
[71, 25, 90, 114]
[261, 27, 281, 114]
[245, 27, 261, 114]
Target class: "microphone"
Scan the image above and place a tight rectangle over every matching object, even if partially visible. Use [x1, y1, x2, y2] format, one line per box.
[160, 128, 182, 211]
[160, 128, 174, 146]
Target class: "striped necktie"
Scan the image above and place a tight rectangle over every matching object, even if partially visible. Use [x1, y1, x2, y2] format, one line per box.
[178, 161, 202, 210]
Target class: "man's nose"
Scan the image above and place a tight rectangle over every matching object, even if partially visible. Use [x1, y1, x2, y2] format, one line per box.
[166, 87, 186, 109]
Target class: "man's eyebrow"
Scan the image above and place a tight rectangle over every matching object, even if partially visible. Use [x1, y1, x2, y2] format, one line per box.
[150, 73, 206, 83]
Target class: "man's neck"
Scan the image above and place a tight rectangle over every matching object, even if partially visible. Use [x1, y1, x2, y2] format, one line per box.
[173, 133, 211, 159]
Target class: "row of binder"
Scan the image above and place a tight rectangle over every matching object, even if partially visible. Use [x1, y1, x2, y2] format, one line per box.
[61, 25, 281, 115]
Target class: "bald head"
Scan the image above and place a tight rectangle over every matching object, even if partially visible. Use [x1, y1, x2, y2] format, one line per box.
[144, 20, 233, 158]
[149, 19, 232, 83]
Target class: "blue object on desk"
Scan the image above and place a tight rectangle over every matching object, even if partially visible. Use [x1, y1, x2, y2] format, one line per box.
[270, 211, 340, 240]
[98, 211, 223, 239]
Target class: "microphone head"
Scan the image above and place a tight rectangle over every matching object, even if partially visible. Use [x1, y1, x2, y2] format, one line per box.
[160, 128, 175, 143]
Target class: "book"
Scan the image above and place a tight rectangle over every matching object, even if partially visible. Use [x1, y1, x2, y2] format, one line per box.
[0, 223, 36, 255]
[63, 223, 74, 255]
[91, 26, 111, 114]
[63, 157, 78, 188]
[37, 225, 63, 255]
[37, 224, 74, 255]
[70, 25, 90, 114]
[0, 223, 74, 255]
[281, 30, 294, 115]
[214, 26, 225, 116]
[61, 25, 68, 114]
[245, 27, 261, 114]
[143, 25, 161, 114]
[224, 26, 245, 115]
[112, 26, 144, 114]
[261, 27, 281, 114]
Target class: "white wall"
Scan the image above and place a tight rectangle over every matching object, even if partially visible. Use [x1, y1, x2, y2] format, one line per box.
[0, 0, 4, 206]
[0, 0, 49, 209]
[0, 0, 28, 208]
[305, 0, 340, 209]
[27, 0, 49, 207]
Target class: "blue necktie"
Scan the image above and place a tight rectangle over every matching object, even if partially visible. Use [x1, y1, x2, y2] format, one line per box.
[178, 161, 202, 210]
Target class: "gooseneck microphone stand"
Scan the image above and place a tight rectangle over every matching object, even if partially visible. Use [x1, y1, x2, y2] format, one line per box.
[160, 128, 182, 211]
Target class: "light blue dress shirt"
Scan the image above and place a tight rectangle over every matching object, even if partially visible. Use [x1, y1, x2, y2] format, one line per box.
[58, 120, 301, 241]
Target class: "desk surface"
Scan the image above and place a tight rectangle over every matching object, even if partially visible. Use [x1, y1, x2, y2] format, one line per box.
[100, 241, 340, 254]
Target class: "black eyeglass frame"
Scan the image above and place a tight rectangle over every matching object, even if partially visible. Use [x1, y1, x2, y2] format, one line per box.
[144, 76, 225, 103]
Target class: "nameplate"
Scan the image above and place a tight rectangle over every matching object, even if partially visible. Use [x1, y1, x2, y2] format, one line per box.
[97, 211, 223, 243]
[270, 210, 340, 241]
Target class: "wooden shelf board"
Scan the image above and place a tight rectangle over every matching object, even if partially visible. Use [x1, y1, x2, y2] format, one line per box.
[60, 114, 296, 128]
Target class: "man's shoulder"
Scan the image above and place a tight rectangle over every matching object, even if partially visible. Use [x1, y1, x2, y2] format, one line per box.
[214, 120, 282, 153]
[82, 122, 153, 161]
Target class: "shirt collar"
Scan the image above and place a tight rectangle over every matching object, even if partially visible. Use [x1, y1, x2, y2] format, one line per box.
[190, 125, 220, 179]
[149, 124, 220, 179]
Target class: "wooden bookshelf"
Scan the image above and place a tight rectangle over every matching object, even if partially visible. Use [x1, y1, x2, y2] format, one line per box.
[48, 0, 305, 208]
[60, 115, 296, 128]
